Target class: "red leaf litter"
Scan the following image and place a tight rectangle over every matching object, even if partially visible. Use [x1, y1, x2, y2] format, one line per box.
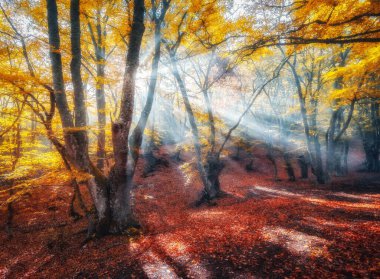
[0, 147, 379, 278]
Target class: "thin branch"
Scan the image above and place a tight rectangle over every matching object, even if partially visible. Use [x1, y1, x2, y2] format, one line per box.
[217, 57, 289, 156]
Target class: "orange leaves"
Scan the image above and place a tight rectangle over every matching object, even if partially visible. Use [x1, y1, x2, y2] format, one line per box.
[291, 0, 380, 42]
[163, 0, 240, 55]
[324, 44, 380, 102]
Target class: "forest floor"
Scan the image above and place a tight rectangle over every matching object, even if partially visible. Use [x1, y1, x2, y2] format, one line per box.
[0, 146, 379, 278]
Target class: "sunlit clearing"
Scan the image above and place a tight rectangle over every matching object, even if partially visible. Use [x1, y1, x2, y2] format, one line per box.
[158, 237, 211, 279]
[141, 251, 179, 279]
[262, 226, 330, 258]
[251, 186, 303, 198]
[304, 197, 379, 210]
[191, 210, 227, 219]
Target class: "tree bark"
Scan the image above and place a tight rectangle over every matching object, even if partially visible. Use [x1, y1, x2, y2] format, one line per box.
[96, 59, 106, 170]
[129, 0, 169, 180]
[11, 123, 21, 171]
[297, 153, 309, 178]
[169, 53, 217, 201]
[284, 151, 295, 181]
[108, 0, 145, 232]
[359, 101, 380, 172]
[285, 55, 326, 184]
[87, 8, 107, 170]
[70, 0, 90, 169]
[46, 0, 74, 130]
[47, 0, 111, 235]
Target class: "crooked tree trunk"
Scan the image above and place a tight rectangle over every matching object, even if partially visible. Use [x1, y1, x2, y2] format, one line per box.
[47, 0, 110, 235]
[47, 0, 82, 170]
[196, 55, 221, 202]
[326, 100, 355, 179]
[128, 1, 168, 181]
[287, 58, 326, 184]
[325, 50, 352, 180]
[108, 0, 145, 233]
[326, 75, 344, 180]
[169, 54, 217, 202]
[204, 152, 224, 197]
[200, 84, 223, 200]
[70, 0, 111, 234]
[197, 61, 285, 201]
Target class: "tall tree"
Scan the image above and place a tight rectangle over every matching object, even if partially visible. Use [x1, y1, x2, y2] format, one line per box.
[45, 0, 147, 234]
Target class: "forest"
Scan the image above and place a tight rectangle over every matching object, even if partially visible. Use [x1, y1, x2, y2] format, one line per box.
[0, 0, 379, 278]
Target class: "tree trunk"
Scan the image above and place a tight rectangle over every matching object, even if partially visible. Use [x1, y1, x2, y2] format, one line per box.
[334, 138, 349, 176]
[108, 0, 145, 232]
[326, 50, 352, 180]
[362, 115, 380, 172]
[286, 55, 326, 184]
[46, 0, 74, 130]
[365, 102, 380, 172]
[169, 53, 217, 202]
[326, 109, 340, 179]
[283, 152, 295, 181]
[70, 0, 90, 170]
[86, 9, 107, 170]
[297, 153, 309, 178]
[326, 99, 355, 179]
[204, 152, 224, 195]
[47, 0, 111, 235]
[266, 143, 279, 181]
[96, 59, 106, 170]
[92, 9, 107, 170]
[128, 0, 168, 179]
[11, 123, 21, 171]
[312, 135, 325, 184]
[202, 89, 216, 151]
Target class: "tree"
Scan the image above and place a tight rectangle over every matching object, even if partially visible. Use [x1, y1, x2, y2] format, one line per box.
[44, 0, 148, 234]
[279, 47, 329, 184]
[240, 0, 380, 55]
[166, 21, 287, 202]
